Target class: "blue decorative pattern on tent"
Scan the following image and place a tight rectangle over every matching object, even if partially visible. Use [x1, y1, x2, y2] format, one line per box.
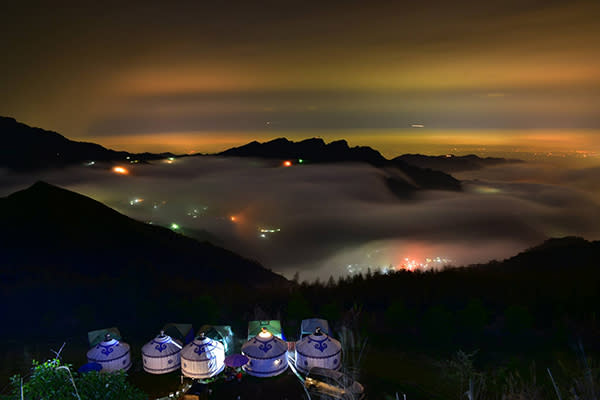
[192, 341, 217, 357]
[154, 342, 167, 352]
[97, 342, 118, 357]
[308, 336, 330, 352]
[256, 339, 274, 353]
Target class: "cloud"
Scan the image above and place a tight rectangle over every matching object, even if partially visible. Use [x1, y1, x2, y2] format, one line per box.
[2, 156, 600, 280]
[85, 88, 600, 137]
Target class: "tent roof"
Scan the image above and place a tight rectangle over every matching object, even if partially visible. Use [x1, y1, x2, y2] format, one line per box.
[296, 331, 341, 358]
[247, 320, 283, 340]
[87, 337, 130, 362]
[301, 318, 331, 337]
[198, 325, 233, 339]
[181, 336, 224, 362]
[87, 327, 121, 347]
[198, 325, 234, 353]
[142, 333, 182, 358]
[242, 331, 287, 359]
[162, 323, 194, 344]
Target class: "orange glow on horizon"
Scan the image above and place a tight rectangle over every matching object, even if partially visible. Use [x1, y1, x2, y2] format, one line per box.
[84, 129, 600, 163]
[283, 160, 292, 167]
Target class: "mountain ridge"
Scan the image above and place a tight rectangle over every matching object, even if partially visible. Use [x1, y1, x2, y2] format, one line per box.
[218, 137, 463, 192]
[0, 116, 173, 171]
[395, 153, 524, 173]
[0, 181, 286, 287]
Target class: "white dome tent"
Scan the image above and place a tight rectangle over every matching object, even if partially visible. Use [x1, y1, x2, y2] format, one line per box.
[181, 333, 225, 379]
[86, 333, 131, 372]
[295, 327, 342, 374]
[141, 330, 182, 374]
[242, 327, 288, 377]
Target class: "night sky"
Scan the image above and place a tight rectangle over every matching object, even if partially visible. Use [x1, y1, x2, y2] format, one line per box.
[2, 0, 599, 155]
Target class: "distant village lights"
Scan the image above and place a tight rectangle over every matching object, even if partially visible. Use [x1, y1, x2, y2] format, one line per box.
[259, 228, 281, 233]
[258, 227, 280, 238]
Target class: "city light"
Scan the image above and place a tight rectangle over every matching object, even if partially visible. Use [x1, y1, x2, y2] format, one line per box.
[259, 228, 281, 233]
[283, 160, 292, 167]
[345, 256, 452, 275]
[398, 256, 452, 271]
[112, 166, 129, 175]
[258, 227, 280, 238]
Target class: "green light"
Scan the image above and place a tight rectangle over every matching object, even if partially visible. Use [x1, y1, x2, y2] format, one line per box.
[298, 159, 303, 163]
[171, 223, 180, 230]
[168, 157, 175, 161]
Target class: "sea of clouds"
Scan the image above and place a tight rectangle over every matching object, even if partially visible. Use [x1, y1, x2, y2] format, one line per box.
[2, 156, 600, 280]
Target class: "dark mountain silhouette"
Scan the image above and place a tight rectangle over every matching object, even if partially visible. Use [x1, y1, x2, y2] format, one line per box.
[0, 181, 286, 287]
[396, 153, 523, 173]
[0, 116, 172, 171]
[483, 236, 600, 273]
[219, 137, 462, 192]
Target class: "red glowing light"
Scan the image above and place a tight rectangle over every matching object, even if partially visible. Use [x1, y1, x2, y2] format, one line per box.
[230, 216, 237, 222]
[283, 160, 292, 167]
[112, 166, 129, 175]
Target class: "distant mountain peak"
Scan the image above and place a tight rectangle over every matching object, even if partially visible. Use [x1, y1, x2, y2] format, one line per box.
[0, 116, 172, 171]
[0, 116, 17, 123]
[218, 137, 461, 192]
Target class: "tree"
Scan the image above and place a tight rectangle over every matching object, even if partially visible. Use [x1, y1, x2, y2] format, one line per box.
[385, 299, 414, 330]
[504, 305, 533, 335]
[321, 300, 342, 323]
[423, 304, 454, 344]
[9, 358, 146, 400]
[458, 298, 488, 336]
[287, 291, 311, 321]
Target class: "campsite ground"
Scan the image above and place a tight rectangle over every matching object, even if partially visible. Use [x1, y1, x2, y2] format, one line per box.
[203, 371, 307, 400]
[128, 369, 308, 400]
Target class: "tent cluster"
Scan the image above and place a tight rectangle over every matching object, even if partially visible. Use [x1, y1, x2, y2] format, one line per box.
[84, 318, 342, 380]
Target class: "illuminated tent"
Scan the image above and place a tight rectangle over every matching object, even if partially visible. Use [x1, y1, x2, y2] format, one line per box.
[87, 327, 121, 347]
[86, 334, 131, 373]
[300, 318, 331, 338]
[247, 320, 285, 340]
[295, 327, 342, 374]
[162, 323, 194, 345]
[197, 325, 234, 355]
[242, 328, 288, 377]
[181, 333, 225, 379]
[141, 331, 182, 374]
